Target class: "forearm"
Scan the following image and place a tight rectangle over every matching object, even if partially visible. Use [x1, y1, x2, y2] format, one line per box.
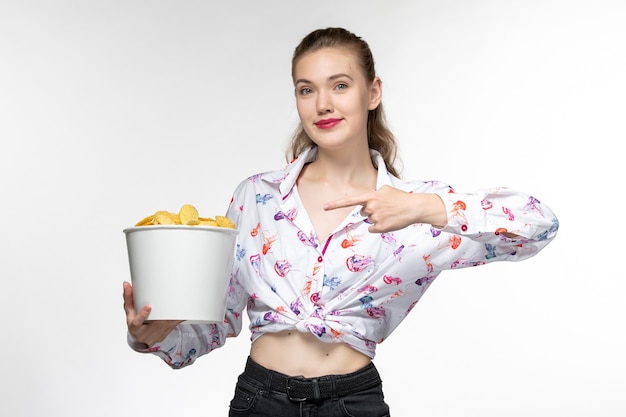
[411, 192, 448, 228]
[127, 322, 227, 369]
[435, 187, 558, 244]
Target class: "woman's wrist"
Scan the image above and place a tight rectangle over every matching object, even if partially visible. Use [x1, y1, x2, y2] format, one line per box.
[415, 193, 447, 228]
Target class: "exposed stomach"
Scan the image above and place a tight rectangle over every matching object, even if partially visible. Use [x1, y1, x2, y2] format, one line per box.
[249, 330, 371, 377]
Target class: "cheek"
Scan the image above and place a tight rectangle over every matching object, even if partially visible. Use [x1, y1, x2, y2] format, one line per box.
[296, 100, 317, 125]
[296, 99, 314, 120]
[340, 93, 367, 113]
[359, 92, 373, 111]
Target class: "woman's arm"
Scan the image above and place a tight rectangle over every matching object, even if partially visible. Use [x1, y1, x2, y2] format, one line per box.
[124, 270, 247, 369]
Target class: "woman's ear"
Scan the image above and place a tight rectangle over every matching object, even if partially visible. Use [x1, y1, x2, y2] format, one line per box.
[368, 77, 383, 110]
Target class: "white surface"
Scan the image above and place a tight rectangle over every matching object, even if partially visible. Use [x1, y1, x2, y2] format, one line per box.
[1, 1, 624, 416]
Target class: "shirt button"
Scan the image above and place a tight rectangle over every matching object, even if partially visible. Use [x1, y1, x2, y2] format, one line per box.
[317, 256, 323, 262]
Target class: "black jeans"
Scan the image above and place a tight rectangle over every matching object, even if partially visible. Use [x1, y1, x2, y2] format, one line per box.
[228, 357, 391, 417]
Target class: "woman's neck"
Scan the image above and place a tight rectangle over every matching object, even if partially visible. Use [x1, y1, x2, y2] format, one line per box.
[306, 145, 377, 188]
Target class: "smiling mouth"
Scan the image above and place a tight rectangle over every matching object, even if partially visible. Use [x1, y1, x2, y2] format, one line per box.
[315, 118, 342, 129]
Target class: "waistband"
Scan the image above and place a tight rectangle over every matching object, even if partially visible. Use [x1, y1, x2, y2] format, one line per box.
[243, 356, 382, 402]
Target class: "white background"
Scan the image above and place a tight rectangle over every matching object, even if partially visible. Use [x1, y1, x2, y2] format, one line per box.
[1, 1, 624, 416]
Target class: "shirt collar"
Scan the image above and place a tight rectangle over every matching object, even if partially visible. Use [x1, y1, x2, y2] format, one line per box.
[261, 146, 394, 198]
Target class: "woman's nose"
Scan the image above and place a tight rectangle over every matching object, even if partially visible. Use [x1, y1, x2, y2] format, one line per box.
[316, 92, 334, 114]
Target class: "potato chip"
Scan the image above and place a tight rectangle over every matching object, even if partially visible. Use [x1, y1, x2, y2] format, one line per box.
[154, 212, 176, 225]
[134, 214, 155, 226]
[215, 215, 236, 229]
[179, 204, 199, 225]
[134, 204, 235, 229]
[198, 217, 218, 226]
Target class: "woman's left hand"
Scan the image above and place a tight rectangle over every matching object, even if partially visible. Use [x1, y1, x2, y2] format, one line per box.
[324, 185, 447, 233]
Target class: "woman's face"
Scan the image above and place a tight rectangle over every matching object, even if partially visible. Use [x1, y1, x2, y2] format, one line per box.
[293, 47, 381, 151]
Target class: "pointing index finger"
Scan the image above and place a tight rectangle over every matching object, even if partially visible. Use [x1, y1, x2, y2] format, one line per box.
[324, 195, 367, 211]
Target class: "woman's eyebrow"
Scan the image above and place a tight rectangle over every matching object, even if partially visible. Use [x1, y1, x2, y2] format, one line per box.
[295, 73, 354, 85]
[329, 73, 354, 81]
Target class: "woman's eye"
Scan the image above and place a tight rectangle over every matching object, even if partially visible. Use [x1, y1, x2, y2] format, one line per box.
[299, 87, 313, 95]
[335, 83, 348, 90]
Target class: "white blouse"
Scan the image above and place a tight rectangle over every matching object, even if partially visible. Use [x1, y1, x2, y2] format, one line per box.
[129, 146, 559, 368]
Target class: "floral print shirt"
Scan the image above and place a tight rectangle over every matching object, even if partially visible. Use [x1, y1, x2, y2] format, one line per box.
[129, 146, 559, 368]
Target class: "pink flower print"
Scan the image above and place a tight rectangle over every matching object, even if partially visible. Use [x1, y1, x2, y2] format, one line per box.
[524, 196, 545, 217]
[274, 208, 297, 222]
[263, 311, 279, 322]
[310, 291, 321, 304]
[451, 258, 469, 268]
[481, 199, 493, 210]
[247, 293, 259, 309]
[383, 275, 402, 285]
[297, 230, 318, 247]
[306, 322, 326, 337]
[273, 259, 292, 277]
[366, 305, 386, 318]
[249, 254, 261, 276]
[357, 284, 378, 295]
[380, 232, 397, 246]
[346, 254, 375, 272]
[290, 298, 303, 315]
[502, 206, 515, 221]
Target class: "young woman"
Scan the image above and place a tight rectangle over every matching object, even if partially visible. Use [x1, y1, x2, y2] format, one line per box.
[123, 27, 559, 416]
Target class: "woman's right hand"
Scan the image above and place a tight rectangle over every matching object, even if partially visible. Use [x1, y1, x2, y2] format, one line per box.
[123, 281, 183, 347]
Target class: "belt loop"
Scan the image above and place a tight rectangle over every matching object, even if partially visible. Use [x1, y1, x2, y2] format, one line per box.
[311, 378, 321, 400]
[264, 365, 273, 394]
[329, 375, 338, 400]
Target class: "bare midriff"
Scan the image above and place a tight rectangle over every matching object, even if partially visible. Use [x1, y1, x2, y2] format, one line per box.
[249, 330, 371, 377]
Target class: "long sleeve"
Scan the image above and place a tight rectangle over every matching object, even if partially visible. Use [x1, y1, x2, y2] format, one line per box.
[429, 185, 559, 269]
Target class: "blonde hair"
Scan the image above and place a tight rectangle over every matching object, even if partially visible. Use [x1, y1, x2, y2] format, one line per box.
[286, 27, 401, 177]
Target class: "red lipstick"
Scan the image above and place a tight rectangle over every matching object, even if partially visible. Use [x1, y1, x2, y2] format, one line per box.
[315, 118, 342, 129]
